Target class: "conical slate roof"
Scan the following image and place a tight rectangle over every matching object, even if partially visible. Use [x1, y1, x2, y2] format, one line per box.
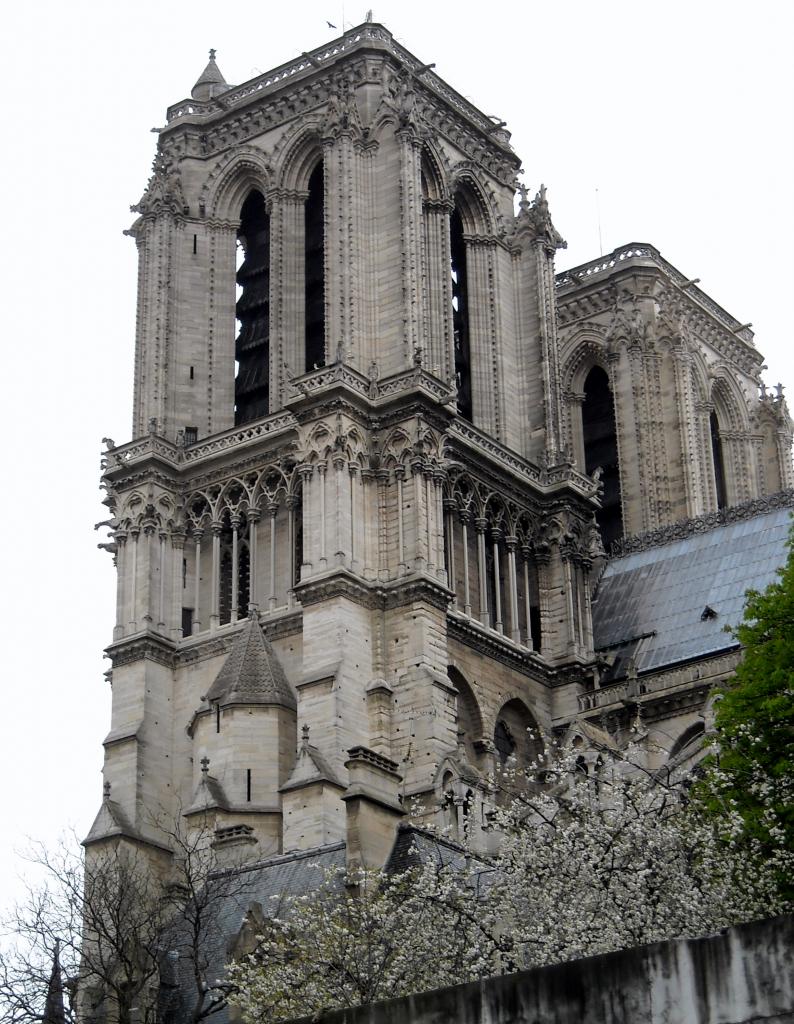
[191, 49, 230, 101]
[205, 614, 296, 710]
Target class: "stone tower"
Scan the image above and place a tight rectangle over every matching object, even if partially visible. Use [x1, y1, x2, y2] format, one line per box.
[90, 22, 791, 879]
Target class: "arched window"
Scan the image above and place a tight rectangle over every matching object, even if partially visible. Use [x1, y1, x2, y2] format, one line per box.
[493, 699, 544, 769]
[710, 411, 728, 509]
[447, 666, 483, 766]
[305, 161, 325, 372]
[582, 366, 623, 550]
[235, 191, 271, 425]
[450, 207, 472, 421]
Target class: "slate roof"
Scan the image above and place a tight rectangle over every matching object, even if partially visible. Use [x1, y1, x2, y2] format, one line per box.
[158, 826, 494, 1020]
[192, 52, 227, 89]
[159, 842, 347, 1024]
[204, 614, 297, 710]
[592, 503, 792, 678]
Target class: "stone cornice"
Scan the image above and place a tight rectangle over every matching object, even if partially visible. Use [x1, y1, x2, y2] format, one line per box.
[447, 611, 549, 681]
[104, 412, 298, 486]
[570, 649, 741, 721]
[296, 568, 454, 613]
[161, 24, 518, 181]
[177, 610, 303, 667]
[556, 243, 756, 347]
[555, 243, 762, 374]
[106, 632, 177, 669]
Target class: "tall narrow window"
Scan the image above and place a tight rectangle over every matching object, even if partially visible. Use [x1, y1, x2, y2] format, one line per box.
[305, 162, 325, 372]
[450, 208, 472, 421]
[710, 411, 728, 509]
[235, 191, 270, 425]
[582, 366, 623, 551]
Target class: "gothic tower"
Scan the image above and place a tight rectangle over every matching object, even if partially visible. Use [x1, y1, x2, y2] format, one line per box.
[90, 22, 791, 883]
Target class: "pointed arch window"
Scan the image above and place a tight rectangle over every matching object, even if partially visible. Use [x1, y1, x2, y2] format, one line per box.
[450, 207, 472, 421]
[710, 410, 728, 509]
[235, 191, 271, 425]
[305, 161, 325, 372]
[582, 366, 623, 550]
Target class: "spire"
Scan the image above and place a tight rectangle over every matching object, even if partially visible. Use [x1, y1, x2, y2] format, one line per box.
[43, 941, 66, 1024]
[204, 613, 297, 710]
[191, 49, 231, 102]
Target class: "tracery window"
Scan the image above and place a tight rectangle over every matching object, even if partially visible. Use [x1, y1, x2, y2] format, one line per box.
[582, 366, 623, 550]
[710, 411, 728, 510]
[450, 207, 473, 421]
[235, 191, 271, 425]
[305, 161, 325, 372]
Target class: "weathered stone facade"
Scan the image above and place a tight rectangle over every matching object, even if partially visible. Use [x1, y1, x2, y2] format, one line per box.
[90, 22, 791, 882]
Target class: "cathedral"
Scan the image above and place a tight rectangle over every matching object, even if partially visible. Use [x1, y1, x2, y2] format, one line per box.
[87, 19, 792, 1015]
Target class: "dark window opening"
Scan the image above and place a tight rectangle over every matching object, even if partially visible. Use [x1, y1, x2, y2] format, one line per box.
[450, 207, 472, 421]
[184, 426, 198, 445]
[235, 190, 271, 425]
[216, 703, 221, 734]
[189, 366, 194, 380]
[582, 366, 623, 551]
[305, 162, 325, 372]
[294, 493, 303, 588]
[494, 719, 516, 764]
[711, 411, 728, 509]
[181, 607, 193, 637]
[193, 234, 197, 255]
[529, 604, 542, 653]
[246, 768, 252, 802]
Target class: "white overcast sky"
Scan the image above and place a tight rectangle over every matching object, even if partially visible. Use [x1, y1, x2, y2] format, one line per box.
[1, 0, 792, 908]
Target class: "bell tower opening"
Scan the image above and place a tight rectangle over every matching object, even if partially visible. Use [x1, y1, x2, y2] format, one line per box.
[710, 410, 728, 509]
[305, 161, 325, 372]
[450, 207, 473, 421]
[582, 366, 623, 550]
[235, 190, 271, 425]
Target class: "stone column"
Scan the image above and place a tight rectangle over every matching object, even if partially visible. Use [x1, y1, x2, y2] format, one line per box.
[171, 528, 185, 640]
[461, 512, 472, 617]
[268, 503, 278, 612]
[192, 528, 203, 634]
[522, 545, 534, 650]
[210, 522, 222, 631]
[128, 526, 140, 633]
[475, 517, 489, 628]
[114, 532, 127, 640]
[506, 536, 520, 644]
[444, 498, 457, 606]
[248, 509, 261, 606]
[492, 531, 503, 634]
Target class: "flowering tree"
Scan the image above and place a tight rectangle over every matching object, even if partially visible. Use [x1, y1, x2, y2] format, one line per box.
[697, 524, 794, 899]
[229, 741, 791, 1022]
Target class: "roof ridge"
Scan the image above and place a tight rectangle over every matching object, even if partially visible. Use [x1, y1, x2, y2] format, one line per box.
[610, 489, 794, 559]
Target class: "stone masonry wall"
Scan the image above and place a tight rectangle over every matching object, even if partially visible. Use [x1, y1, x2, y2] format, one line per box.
[285, 915, 794, 1024]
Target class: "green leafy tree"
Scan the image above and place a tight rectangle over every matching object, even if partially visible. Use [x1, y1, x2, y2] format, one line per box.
[700, 522, 794, 898]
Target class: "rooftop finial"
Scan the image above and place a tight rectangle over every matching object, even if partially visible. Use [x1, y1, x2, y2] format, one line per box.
[103, 780, 111, 800]
[301, 724, 310, 750]
[200, 756, 210, 775]
[209, 48, 216, 61]
[518, 181, 530, 212]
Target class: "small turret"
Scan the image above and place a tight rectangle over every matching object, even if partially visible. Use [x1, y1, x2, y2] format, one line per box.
[191, 49, 231, 102]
